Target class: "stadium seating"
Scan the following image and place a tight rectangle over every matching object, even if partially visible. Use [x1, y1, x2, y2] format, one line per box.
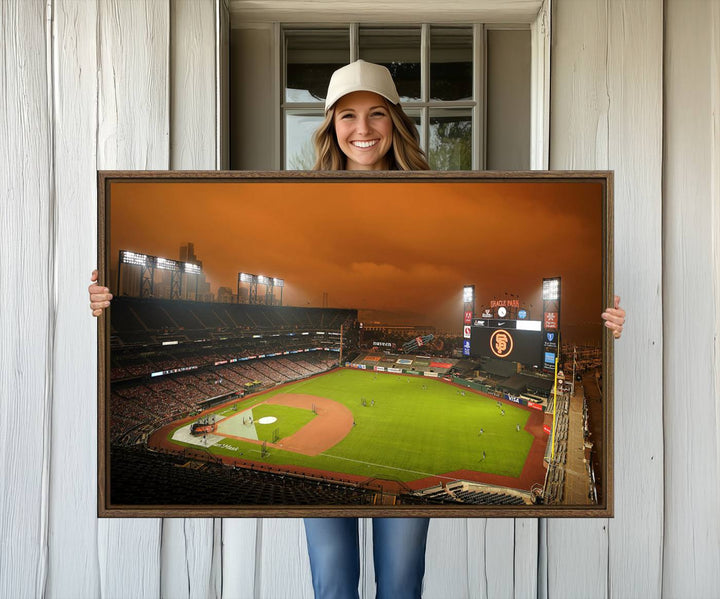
[109, 352, 338, 442]
[111, 296, 356, 338]
[110, 445, 374, 506]
[403, 482, 533, 506]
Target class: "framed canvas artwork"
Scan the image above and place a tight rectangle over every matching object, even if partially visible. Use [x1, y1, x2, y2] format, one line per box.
[97, 171, 613, 518]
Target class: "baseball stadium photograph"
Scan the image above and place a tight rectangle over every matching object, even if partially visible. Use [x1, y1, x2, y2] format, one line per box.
[99, 172, 612, 517]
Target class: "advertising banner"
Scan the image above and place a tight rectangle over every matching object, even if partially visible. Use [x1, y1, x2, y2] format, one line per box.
[375, 366, 386, 372]
[430, 361, 453, 369]
[388, 367, 403, 374]
[504, 393, 524, 405]
[543, 311, 558, 329]
[424, 371, 439, 378]
[528, 401, 544, 411]
[544, 351, 556, 368]
[397, 358, 413, 365]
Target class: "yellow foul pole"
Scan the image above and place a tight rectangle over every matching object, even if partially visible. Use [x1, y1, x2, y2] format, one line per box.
[550, 355, 559, 461]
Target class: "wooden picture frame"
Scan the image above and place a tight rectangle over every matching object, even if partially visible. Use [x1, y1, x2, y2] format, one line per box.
[98, 170, 613, 518]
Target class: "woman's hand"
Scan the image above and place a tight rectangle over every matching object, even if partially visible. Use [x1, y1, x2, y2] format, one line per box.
[89, 269, 112, 317]
[601, 295, 625, 339]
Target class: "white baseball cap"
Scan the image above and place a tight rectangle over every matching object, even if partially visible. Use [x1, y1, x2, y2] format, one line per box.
[324, 60, 400, 112]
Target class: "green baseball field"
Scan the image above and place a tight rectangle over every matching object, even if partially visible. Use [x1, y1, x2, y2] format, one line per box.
[160, 368, 544, 487]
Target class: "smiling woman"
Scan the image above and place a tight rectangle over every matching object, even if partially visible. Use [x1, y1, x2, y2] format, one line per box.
[311, 60, 430, 172]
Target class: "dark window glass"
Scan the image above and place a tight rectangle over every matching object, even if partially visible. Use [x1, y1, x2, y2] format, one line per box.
[359, 28, 421, 102]
[285, 30, 350, 103]
[430, 27, 473, 101]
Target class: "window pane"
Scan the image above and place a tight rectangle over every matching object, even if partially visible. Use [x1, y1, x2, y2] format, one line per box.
[285, 112, 324, 169]
[430, 27, 473, 101]
[429, 109, 472, 170]
[402, 108, 423, 149]
[359, 27, 421, 102]
[285, 30, 349, 103]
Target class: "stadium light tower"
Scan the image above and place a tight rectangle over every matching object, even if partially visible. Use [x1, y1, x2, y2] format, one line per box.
[184, 262, 202, 301]
[542, 278, 560, 301]
[238, 272, 258, 304]
[462, 285, 475, 357]
[155, 257, 182, 299]
[273, 278, 284, 306]
[463, 285, 474, 303]
[542, 277, 561, 373]
[119, 250, 154, 297]
[258, 275, 273, 305]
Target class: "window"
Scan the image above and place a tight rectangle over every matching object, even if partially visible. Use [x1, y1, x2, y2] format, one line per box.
[283, 25, 524, 171]
[229, 23, 531, 171]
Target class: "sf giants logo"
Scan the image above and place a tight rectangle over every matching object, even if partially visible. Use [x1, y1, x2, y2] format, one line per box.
[490, 329, 514, 358]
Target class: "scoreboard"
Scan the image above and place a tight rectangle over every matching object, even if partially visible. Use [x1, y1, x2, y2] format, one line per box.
[466, 319, 544, 365]
[461, 278, 561, 369]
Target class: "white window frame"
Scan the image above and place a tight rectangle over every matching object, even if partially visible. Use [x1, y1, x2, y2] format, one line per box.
[281, 23, 513, 171]
[232, 0, 551, 171]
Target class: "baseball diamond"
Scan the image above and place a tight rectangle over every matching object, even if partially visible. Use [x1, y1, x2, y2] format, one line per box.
[149, 368, 547, 491]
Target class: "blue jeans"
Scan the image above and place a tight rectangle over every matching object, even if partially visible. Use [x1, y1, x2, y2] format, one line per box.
[304, 517, 430, 599]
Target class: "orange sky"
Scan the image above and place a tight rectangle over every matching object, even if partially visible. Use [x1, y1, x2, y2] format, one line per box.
[109, 179, 604, 339]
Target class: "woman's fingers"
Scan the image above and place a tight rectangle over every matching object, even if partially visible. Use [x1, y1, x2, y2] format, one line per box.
[601, 299, 625, 339]
[89, 270, 112, 316]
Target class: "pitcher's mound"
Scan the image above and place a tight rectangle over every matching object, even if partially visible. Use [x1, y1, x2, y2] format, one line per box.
[257, 416, 277, 424]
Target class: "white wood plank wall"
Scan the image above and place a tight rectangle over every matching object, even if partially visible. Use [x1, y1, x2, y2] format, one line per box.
[550, 2, 664, 599]
[663, 1, 720, 596]
[47, 0, 100, 596]
[1, 0, 719, 597]
[0, 2, 53, 598]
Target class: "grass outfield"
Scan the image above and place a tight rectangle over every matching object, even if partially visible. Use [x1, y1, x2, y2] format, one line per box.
[169, 369, 535, 482]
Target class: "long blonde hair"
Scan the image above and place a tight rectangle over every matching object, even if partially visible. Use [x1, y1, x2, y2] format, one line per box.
[312, 100, 430, 171]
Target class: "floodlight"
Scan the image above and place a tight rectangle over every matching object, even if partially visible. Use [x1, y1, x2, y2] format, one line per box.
[239, 272, 255, 283]
[120, 250, 149, 266]
[258, 275, 270, 285]
[156, 257, 180, 271]
[542, 278, 560, 301]
[273, 278, 284, 287]
[463, 285, 474, 303]
[184, 262, 201, 274]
